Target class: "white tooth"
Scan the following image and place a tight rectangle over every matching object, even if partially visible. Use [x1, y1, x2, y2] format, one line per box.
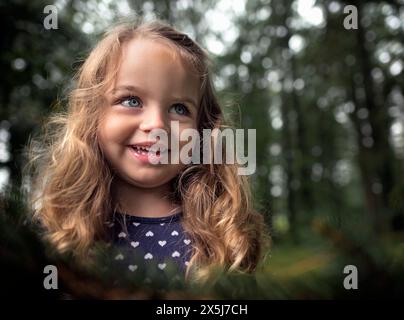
[131, 145, 155, 154]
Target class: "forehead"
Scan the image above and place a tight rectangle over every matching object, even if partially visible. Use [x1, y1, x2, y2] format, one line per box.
[111, 37, 200, 100]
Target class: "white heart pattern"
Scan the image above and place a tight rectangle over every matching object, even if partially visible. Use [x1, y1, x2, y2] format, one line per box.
[115, 253, 124, 260]
[118, 232, 127, 238]
[171, 230, 179, 236]
[172, 251, 180, 258]
[160, 223, 165, 226]
[158, 263, 166, 270]
[144, 253, 153, 260]
[158, 240, 167, 247]
[145, 231, 154, 237]
[130, 241, 139, 248]
[128, 265, 138, 272]
[133, 222, 140, 227]
[183, 239, 191, 245]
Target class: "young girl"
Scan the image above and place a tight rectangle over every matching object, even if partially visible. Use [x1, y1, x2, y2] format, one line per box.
[24, 18, 270, 285]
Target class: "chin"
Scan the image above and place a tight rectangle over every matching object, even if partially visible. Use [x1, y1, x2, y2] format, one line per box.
[132, 179, 171, 189]
[127, 172, 176, 189]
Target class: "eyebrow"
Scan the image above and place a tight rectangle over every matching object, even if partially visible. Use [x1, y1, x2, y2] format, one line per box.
[111, 85, 198, 109]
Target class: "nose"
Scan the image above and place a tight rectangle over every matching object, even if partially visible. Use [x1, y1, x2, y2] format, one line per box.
[138, 105, 169, 133]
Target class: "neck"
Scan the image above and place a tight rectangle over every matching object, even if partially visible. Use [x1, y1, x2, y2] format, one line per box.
[112, 177, 181, 218]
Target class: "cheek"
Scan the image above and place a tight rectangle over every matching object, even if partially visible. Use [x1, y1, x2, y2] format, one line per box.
[178, 121, 198, 136]
[97, 127, 114, 162]
[98, 114, 130, 144]
[97, 115, 127, 160]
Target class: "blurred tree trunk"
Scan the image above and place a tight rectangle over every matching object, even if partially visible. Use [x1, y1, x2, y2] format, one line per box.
[275, 0, 299, 239]
[290, 52, 314, 214]
[350, 2, 397, 231]
[275, 0, 314, 238]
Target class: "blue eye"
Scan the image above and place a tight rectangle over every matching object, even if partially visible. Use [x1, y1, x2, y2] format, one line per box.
[120, 96, 142, 108]
[170, 103, 190, 116]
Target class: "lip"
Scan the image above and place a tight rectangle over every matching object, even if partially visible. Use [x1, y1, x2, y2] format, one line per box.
[128, 141, 171, 151]
[129, 141, 159, 148]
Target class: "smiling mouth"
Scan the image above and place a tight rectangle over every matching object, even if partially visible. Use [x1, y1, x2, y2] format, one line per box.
[129, 145, 170, 156]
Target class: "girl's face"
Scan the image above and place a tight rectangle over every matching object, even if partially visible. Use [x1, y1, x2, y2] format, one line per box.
[98, 37, 200, 188]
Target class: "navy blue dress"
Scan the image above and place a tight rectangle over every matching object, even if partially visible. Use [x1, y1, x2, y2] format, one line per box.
[108, 211, 193, 280]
